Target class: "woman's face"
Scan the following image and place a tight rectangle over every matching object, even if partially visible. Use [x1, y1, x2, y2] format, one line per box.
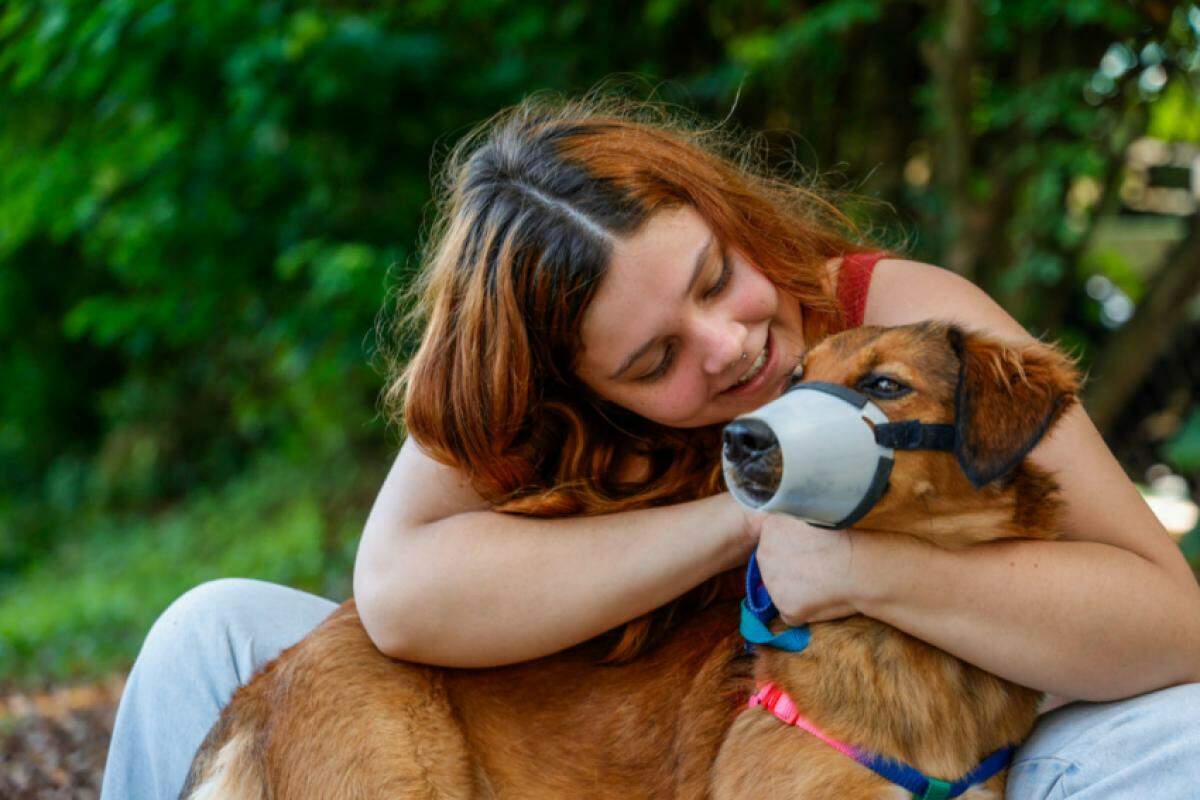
[577, 205, 808, 429]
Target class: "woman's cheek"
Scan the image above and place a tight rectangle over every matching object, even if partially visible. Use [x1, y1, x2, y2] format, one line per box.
[672, 375, 711, 424]
[734, 256, 774, 302]
[640, 378, 703, 427]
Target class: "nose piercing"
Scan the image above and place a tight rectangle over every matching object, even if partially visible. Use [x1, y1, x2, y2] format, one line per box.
[740, 352, 748, 360]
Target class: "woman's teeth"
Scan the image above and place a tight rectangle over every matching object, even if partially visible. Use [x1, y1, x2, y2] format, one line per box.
[734, 348, 768, 386]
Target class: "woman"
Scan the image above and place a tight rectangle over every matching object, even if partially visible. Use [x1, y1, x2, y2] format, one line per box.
[102, 92, 1200, 799]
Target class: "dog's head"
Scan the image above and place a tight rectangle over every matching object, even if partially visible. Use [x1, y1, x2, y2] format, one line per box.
[722, 322, 1080, 546]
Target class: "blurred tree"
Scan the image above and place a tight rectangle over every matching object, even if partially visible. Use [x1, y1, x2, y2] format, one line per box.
[697, 0, 1200, 454]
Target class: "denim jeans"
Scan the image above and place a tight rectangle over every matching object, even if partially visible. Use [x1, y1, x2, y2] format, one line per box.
[100, 578, 1200, 799]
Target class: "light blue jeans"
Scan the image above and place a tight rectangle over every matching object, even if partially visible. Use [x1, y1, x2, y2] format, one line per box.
[101, 578, 1200, 799]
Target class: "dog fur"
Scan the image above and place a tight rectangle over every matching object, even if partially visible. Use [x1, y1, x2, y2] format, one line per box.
[182, 321, 1079, 799]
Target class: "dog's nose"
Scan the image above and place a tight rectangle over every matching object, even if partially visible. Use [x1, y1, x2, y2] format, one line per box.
[723, 419, 778, 464]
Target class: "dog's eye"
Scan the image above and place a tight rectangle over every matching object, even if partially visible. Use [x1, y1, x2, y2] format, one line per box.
[859, 375, 910, 399]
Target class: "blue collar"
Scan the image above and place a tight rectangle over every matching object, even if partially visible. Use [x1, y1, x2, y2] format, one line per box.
[861, 745, 1014, 799]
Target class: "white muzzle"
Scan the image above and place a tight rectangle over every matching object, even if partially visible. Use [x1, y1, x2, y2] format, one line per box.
[722, 382, 896, 529]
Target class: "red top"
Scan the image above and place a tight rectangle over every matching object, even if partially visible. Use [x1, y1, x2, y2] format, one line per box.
[835, 251, 888, 329]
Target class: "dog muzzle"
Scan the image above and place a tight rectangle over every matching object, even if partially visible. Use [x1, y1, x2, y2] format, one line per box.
[721, 382, 955, 529]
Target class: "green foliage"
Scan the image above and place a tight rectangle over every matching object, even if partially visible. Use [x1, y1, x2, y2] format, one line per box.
[1179, 521, 1200, 574]
[0, 453, 377, 685]
[1163, 409, 1200, 475]
[1149, 78, 1200, 141]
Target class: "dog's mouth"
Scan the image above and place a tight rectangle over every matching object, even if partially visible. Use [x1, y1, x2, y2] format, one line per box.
[722, 418, 783, 507]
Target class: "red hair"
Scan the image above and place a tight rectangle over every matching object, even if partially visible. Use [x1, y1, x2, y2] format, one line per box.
[382, 90, 883, 659]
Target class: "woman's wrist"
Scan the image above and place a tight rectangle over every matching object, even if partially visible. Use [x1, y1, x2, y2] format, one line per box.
[708, 492, 761, 571]
[847, 529, 927, 617]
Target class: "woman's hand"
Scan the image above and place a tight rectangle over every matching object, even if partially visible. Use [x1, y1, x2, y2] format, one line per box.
[754, 512, 866, 626]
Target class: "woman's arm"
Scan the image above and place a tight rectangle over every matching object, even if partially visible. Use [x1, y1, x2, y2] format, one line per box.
[353, 439, 755, 668]
[853, 522, 1200, 701]
[775, 258, 1200, 700]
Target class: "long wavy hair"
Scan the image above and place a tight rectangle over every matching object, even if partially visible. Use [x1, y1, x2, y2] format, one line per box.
[383, 90, 883, 660]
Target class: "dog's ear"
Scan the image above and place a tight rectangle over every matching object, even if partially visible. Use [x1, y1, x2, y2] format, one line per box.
[948, 326, 1079, 488]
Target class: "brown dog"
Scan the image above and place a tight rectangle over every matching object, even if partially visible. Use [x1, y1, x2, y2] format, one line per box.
[182, 321, 1078, 799]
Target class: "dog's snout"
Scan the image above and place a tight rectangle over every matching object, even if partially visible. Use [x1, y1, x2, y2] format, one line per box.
[723, 419, 778, 464]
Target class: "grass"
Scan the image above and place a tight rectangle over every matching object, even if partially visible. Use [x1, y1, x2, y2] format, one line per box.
[0, 453, 381, 687]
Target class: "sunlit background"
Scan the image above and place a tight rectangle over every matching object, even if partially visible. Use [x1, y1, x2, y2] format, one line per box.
[2, 1, 1199, 793]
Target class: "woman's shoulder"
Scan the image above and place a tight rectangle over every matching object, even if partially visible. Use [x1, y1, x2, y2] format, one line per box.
[861, 257, 1033, 344]
[822, 250, 1032, 345]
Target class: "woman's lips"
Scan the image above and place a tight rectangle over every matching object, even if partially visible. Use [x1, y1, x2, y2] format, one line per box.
[720, 330, 775, 397]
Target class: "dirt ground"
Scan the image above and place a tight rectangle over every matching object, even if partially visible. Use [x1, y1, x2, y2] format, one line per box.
[0, 676, 124, 800]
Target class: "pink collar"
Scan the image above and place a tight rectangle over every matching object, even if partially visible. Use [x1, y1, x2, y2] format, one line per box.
[747, 682, 862, 761]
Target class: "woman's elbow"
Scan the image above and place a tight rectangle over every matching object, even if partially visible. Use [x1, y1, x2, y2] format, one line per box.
[353, 572, 419, 659]
[352, 537, 425, 660]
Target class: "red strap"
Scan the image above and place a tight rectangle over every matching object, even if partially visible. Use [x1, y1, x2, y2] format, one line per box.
[835, 252, 887, 329]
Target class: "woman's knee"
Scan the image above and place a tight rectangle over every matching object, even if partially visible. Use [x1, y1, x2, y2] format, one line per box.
[136, 578, 337, 687]
[146, 579, 280, 651]
[1010, 682, 1200, 798]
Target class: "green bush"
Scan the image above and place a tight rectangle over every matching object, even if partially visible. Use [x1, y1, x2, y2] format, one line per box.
[0, 452, 381, 685]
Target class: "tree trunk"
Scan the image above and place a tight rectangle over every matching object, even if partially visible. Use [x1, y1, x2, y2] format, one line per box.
[921, 0, 979, 279]
[1087, 213, 1200, 433]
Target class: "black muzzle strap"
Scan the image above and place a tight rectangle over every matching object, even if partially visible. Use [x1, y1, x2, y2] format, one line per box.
[874, 421, 956, 452]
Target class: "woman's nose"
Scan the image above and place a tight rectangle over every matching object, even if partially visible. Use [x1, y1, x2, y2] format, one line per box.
[696, 316, 747, 375]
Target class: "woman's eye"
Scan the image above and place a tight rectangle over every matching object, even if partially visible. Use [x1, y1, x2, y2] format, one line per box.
[703, 254, 731, 299]
[639, 345, 675, 382]
[859, 375, 909, 398]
